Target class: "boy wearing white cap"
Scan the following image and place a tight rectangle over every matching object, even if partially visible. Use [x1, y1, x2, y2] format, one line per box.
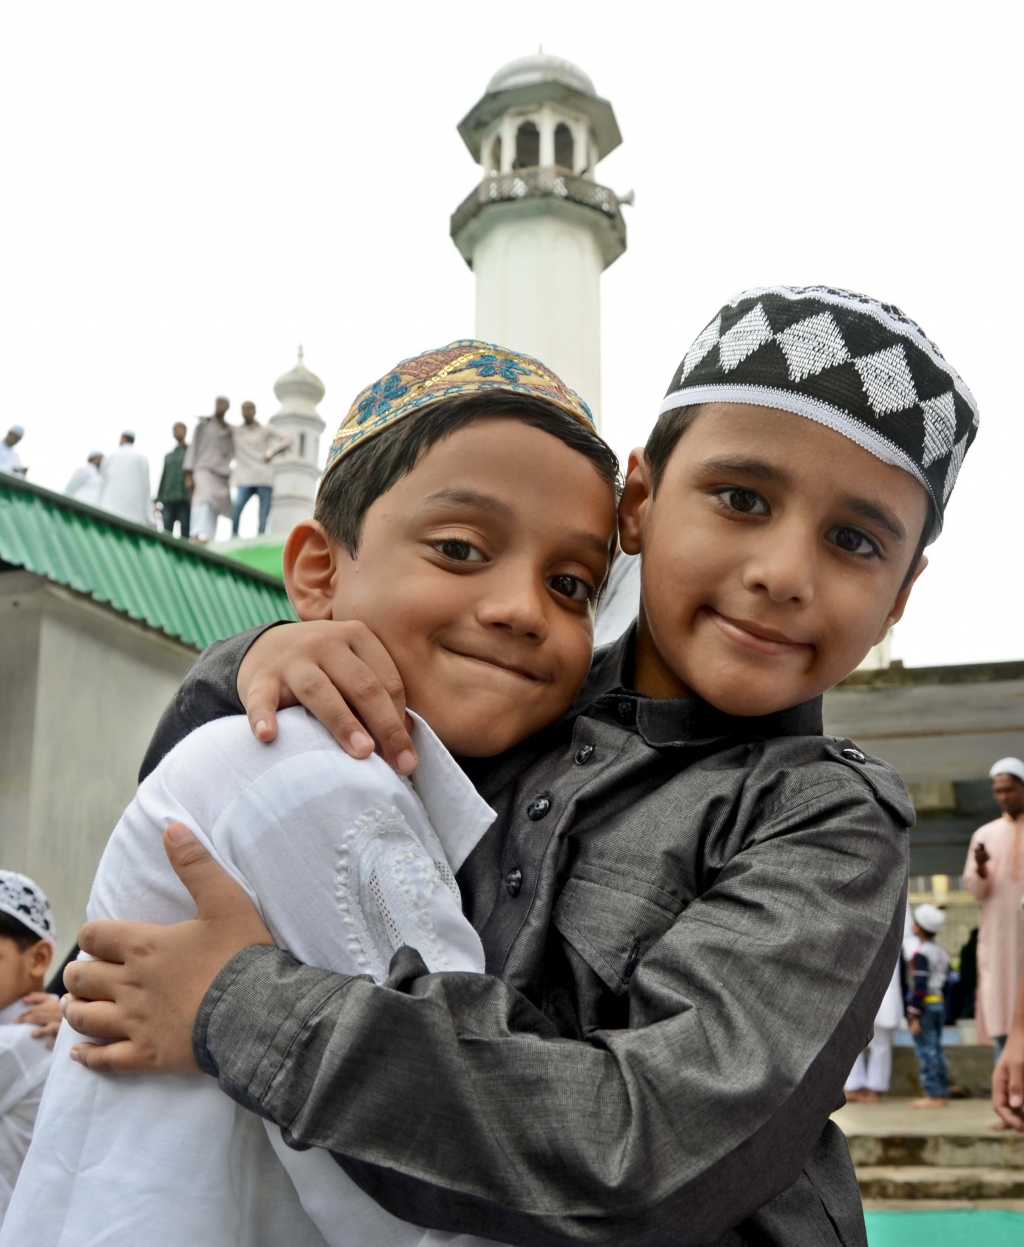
[0, 872, 54, 1220]
[964, 757, 1024, 1067]
[906, 903, 950, 1107]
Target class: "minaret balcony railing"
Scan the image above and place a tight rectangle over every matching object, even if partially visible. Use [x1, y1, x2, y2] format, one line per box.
[450, 166, 626, 259]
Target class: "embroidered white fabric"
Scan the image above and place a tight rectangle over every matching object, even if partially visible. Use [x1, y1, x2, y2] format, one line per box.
[3, 709, 495, 1247]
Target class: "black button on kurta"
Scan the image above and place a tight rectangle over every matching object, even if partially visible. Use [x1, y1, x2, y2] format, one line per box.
[505, 868, 523, 897]
[526, 795, 551, 820]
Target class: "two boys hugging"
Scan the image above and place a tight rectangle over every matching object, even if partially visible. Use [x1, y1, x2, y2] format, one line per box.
[6, 288, 979, 1247]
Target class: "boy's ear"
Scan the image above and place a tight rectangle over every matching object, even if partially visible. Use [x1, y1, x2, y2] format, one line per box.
[618, 448, 653, 557]
[28, 941, 52, 977]
[283, 520, 343, 620]
[874, 552, 929, 644]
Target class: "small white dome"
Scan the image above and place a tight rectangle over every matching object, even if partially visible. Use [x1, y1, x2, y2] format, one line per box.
[487, 54, 595, 98]
[273, 346, 325, 406]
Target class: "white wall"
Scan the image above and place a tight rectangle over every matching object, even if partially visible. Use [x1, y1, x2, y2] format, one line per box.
[0, 574, 194, 955]
[473, 201, 604, 420]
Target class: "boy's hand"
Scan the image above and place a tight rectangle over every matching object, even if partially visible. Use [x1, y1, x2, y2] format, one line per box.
[908, 1016, 921, 1036]
[993, 1030, 1024, 1132]
[15, 992, 62, 1047]
[63, 824, 273, 1075]
[238, 620, 418, 774]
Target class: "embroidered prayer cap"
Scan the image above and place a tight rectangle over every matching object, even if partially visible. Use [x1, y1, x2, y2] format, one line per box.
[661, 286, 979, 539]
[324, 340, 597, 481]
[0, 871, 55, 946]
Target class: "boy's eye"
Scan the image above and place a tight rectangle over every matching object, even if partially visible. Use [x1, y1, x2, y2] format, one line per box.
[827, 526, 880, 558]
[433, 539, 486, 563]
[548, 574, 593, 603]
[716, 487, 769, 516]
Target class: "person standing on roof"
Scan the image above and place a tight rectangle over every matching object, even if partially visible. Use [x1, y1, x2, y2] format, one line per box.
[964, 757, 1024, 1070]
[64, 452, 104, 506]
[184, 397, 233, 543]
[230, 401, 291, 537]
[156, 423, 191, 539]
[0, 427, 26, 477]
[98, 433, 153, 525]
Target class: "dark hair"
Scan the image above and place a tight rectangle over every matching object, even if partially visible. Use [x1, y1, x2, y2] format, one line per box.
[0, 911, 42, 950]
[315, 393, 621, 556]
[643, 403, 928, 590]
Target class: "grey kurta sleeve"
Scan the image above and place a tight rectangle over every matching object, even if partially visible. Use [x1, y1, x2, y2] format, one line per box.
[193, 770, 907, 1247]
[138, 623, 285, 781]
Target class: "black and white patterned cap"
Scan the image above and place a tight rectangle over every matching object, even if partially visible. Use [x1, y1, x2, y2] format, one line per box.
[0, 871, 55, 945]
[662, 286, 979, 539]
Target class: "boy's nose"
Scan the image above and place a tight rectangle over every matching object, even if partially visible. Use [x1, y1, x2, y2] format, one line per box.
[476, 573, 550, 640]
[741, 536, 816, 606]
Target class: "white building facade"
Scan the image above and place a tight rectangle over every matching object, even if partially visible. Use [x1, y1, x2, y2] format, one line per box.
[451, 55, 627, 425]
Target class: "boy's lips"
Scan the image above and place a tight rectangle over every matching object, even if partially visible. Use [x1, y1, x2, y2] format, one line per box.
[440, 644, 550, 683]
[705, 609, 813, 657]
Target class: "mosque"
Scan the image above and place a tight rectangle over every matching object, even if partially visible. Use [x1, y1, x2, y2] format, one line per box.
[0, 52, 1020, 956]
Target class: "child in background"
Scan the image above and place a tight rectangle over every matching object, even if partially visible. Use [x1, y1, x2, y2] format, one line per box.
[0, 872, 55, 1221]
[906, 902, 951, 1108]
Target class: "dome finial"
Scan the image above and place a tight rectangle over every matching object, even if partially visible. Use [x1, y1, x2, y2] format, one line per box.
[298, 344, 304, 363]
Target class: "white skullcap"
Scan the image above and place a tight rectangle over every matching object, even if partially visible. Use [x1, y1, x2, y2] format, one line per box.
[121, 430, 136, 440]
[0, 871, 55, 945]
[913, 903, 945, 935]
[87, 450, 103, 460]
[989, 757, 1024, 784]
[8, 424, 24, 437]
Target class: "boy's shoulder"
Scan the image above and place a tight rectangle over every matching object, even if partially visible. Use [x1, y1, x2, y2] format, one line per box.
[143, 707, 399, 824]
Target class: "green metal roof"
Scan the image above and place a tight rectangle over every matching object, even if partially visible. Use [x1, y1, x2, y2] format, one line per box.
[0, 473, 296, 650]
[220, 538, 286, 579]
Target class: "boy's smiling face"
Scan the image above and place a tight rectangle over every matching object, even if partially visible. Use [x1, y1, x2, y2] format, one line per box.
[620, 403, 931, 716]
[286, 418, 617, 756]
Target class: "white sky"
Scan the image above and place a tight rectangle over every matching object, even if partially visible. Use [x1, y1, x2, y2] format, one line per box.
[1, 2, 1019, 666]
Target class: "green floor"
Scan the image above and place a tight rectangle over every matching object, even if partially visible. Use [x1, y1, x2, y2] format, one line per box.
[866, 1210, 1024, 1245]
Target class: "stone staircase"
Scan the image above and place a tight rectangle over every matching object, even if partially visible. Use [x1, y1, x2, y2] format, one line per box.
[833, 1099, 1024, 1207]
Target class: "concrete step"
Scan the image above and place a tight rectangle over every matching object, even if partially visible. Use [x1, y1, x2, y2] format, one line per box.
[848, 1132, 1024, 1169]
[856, 1165, 1024, 1200]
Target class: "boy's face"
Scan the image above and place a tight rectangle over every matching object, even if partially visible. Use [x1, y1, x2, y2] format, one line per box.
[0, 935, 50, 1011]
[619, 403, 931, 716]
[286, 418, 616, 756]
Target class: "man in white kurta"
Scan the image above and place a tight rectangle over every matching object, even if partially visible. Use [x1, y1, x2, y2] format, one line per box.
[63, 452, 104, 506]
[964, 757, 1024, 1060]
[97, 432, 153, 524]
[4, 707, 497, 1247]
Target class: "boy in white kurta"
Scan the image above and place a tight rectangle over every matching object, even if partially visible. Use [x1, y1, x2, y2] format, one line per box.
[5, 344, 619, 1246]
[0, 873, 56, 1223]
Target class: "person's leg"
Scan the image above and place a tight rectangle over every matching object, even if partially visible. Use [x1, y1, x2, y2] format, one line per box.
[161, 504, 175, 534]
[191, 502, 217, 542]
[993, 1034, 1007, 1064]
[844, 1051, 867, 1096]
[865, 1025, 893, 1098]
[232, 486, 254, 537]
[911, 1006, 949, 1103]
[256, 485, 272, 534]
[178, 500, 190, 540]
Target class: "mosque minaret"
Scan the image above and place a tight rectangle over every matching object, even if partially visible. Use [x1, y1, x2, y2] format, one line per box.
[451, 54, 628, 425]
[266, 347, 326, 535]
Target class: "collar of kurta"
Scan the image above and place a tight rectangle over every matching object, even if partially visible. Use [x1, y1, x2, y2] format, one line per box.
[578, 625, 824, 746]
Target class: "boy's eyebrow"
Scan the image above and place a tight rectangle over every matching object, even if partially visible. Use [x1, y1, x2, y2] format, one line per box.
[698, 456, 793, 486]
[837, 496, 907, 542]
[423, 488, 516, 521]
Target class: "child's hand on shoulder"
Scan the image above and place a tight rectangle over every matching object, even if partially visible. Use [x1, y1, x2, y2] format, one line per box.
[238, 620, 418, 774]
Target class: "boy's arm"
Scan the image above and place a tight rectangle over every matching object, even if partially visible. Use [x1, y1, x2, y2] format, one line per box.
[907, 950, 928, 1016]
[184, 777, 905, 1247]
[139, 621, 417, 782]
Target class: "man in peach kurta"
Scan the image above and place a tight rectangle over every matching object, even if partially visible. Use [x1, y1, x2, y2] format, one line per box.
[964, 758, 1024, 1063]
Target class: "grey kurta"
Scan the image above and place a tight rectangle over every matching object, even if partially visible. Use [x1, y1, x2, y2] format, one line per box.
[183, 418, 234, 516]
[143, 625, 911, 1247]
